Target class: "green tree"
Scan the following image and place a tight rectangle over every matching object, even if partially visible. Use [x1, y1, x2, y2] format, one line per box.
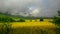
[53, 10, 60, 24]
[19, 19, 25, 22]
[40, 18, 44, 21]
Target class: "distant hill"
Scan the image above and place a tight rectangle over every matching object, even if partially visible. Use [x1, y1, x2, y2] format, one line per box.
[0, 12, 53, 20]
[0, 12, 32, 20]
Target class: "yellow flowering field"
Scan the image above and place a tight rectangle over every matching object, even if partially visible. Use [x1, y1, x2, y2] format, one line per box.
[0, 19, 59, 34]
[11, 19, 56, 28]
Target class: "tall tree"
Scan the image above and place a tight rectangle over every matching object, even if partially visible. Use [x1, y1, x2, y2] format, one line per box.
[53, 10, 60, 25]
[57, 10, 60, 16]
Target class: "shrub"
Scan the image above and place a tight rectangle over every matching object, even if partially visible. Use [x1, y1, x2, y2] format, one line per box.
[19, 19, 25, 22]
[9, 18, 15, 22]
[0, 17, 10, 22]
[0, 23, 12, 34]
[53, 16, 60, 25]
[0, 17, 15, 22]
[53, 10, 60, 25]
[40, 18, 44, 21]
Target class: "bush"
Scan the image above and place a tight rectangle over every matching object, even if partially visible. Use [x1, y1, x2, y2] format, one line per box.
[0, 16, 25, 22]
[19, 19, 25, 22]
[9, 18, 15, 22]
[40, 18, 44, 21]
[53, 16, 60, 24]
[0, 23, 12, 34]
[0, 17, 10, 22]
[0, 17, 15, 22]
[9, 17, 19, 22]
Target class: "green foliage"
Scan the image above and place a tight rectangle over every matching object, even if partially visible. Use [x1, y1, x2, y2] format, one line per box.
[19, 19, 25, 22]
[0, 16, 15, 22]
[57, 10, 60, 16]
[53, 16, 60, 24]
[9, 18, 15, 22]
[0, 16, 25, 22]
[53, 10, 60, 25]
[40, 18, 44, 21]
[11, 17, 20, 22]
[0, 23, 12, 34]
[0, 14, 20, 22]
[0, 17, 10, 22]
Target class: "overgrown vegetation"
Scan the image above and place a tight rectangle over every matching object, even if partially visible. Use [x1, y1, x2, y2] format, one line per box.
[53, 10, 60, 25]
[40, 18, 44, 21]
[53, 16, 60, 24]
[0, 23, 12, 34]
[0, 17, 25, 22]
[0, 13, 25, 22]
[19, 19, 25, 22]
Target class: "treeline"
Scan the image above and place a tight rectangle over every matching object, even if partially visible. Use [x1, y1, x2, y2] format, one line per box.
[0, 17, 43, 22]
[0, 16, 25, 22]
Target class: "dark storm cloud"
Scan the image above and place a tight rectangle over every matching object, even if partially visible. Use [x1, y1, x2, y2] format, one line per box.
[0, 0, 60, 17]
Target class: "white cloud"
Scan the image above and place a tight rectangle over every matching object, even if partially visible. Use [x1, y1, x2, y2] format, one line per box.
[0, 0, 60, 17]
[31, 9, 40, 17]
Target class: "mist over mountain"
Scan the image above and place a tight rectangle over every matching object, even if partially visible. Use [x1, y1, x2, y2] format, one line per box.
[0, 0, 60, 17]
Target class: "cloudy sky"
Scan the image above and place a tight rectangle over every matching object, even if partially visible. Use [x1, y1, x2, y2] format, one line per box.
[0, 0, 60, 17]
